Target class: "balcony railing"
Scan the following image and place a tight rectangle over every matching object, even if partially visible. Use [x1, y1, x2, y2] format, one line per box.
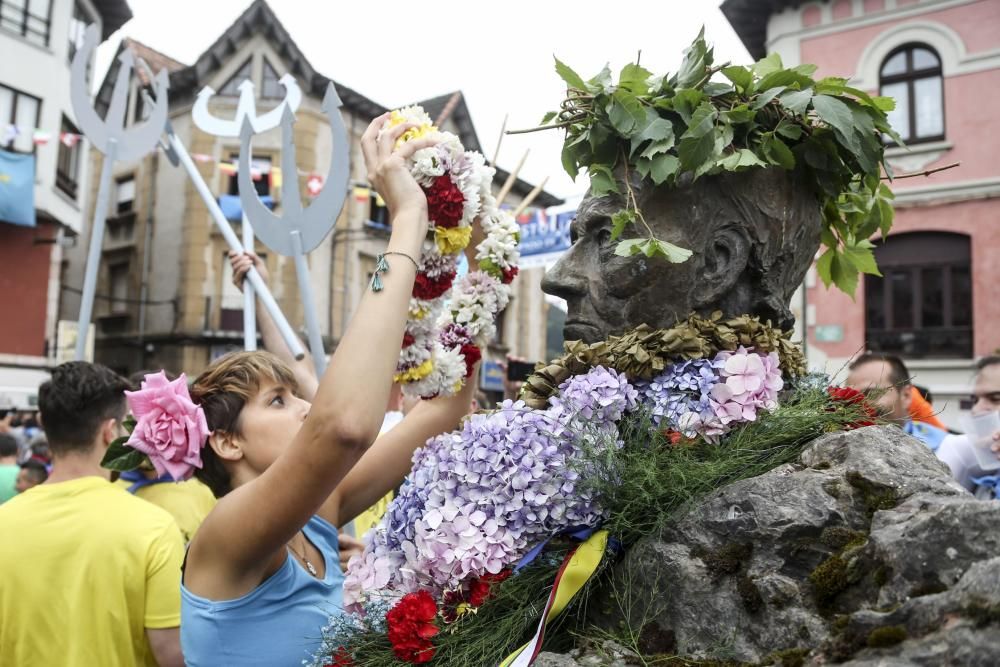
[867, 327, 973, 359]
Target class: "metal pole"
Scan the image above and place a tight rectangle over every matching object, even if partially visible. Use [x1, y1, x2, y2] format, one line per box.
[75, 139, 118, 361]
[167, 130, 306, 360]
[242, 214, 257, 351]
[291, 230, 327, 376]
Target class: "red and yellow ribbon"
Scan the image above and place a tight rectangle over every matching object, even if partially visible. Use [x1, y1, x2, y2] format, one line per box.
[499, 530, 609, 667]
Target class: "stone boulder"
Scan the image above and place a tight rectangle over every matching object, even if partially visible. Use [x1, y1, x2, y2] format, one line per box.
[537, 425, 1000, 665]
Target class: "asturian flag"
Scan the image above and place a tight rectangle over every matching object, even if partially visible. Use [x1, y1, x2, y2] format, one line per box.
[0, 148, 35, 227]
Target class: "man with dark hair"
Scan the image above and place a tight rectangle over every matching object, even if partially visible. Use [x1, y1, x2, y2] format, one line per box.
[937, 356, 1000, 498]
[846, 352, 951, 451]
[14, 459, 47, 493]
[0, 433, 18, 503]
[0, 362, 185, 667]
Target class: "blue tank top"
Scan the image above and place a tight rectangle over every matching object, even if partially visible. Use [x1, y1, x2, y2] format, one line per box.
[180, 515, 345, 666]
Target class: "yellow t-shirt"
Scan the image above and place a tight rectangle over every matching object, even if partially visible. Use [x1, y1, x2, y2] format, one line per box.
[0, 476, 184, 667]
[114, 477, 217, 544]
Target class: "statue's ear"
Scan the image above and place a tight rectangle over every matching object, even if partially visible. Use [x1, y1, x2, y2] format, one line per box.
[693, 221, 752, 307]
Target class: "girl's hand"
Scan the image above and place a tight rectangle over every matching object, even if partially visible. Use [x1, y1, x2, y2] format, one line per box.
[228, 250, 268, 291]
[360, 113, 440, 223]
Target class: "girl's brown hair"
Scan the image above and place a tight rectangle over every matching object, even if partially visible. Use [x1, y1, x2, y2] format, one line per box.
[190, 351, 298, 497]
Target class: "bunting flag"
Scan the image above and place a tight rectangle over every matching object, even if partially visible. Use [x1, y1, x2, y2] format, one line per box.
[499, 530, 609, 667]
[0, 149, 37, 227]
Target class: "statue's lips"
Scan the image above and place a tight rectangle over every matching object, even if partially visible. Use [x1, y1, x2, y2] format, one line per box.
[563, 319, 600, 341]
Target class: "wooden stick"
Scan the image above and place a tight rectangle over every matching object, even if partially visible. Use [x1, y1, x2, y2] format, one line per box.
[490, 113, 508, 169]
[882, 161, 960, 180]
[512, 176, 549, 218]
[495, 149, 529, 209]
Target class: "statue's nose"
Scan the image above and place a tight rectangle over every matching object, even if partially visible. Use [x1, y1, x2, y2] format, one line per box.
[541, 250, 586, 300]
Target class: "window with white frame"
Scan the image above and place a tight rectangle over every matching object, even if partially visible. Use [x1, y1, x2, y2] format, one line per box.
[1, 0, 53, 47]
[879, 44, 944, 144]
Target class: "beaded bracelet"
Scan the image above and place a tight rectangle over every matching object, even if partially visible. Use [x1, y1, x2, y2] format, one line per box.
[369, 251, 419, 292]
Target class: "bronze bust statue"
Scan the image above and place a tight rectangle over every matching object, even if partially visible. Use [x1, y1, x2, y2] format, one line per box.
[541, 168, 823, 343]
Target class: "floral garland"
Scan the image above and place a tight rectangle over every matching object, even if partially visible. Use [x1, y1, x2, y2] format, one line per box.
[310, 319, 829, 665]
[383, 107, 520, 399]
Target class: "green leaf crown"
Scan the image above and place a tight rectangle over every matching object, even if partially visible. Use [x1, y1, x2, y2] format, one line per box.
[539, 29, 900, 295]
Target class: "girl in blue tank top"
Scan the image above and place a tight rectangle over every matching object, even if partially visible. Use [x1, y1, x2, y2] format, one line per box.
[175, 115, 479, 666]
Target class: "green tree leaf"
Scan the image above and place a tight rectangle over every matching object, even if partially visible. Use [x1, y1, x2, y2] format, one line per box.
[648, 238, 694, 263]
[719, 148, 766, 171]
[779, 88, 813, 114]
[672, 89, 705, 123]
[846, 240, 881, 273]
[776, 123, 804, 141]
[608, 89, 646, 135]
[630, 116, 675, 157]
[649, 154, 681, 185]
[561, 143, 580, 180]
[588, 164, 618, 196]
[871, 96, 896, 112]
[610, 209, 636, 241]
[588, 64, 613, 92]
[763, 136, 796, 170]
[678, 133, 716, 172]
[682, 102, 717, 139]
[614, 238, 647, 257]
[752, 86, 787, 110]
[674, 27, 711, 88]
[619, 62, 653, 94]
[722, 65, 753, 92]
[100, 436, 148, 472]
[722, 104, 754, 124]
[554, 56, 588, 91]
[752, 52, 783, 78]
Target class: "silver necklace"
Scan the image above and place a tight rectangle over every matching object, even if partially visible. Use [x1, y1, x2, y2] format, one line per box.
[288, 533, 318, 576]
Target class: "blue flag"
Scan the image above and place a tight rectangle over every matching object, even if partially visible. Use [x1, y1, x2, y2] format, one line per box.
[218, 193, 274, 222]
[0, 149, 36, 227]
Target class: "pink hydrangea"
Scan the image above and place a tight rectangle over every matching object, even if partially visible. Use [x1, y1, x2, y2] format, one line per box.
[709, 347, 784, 424]
[125, 371, 210, 481]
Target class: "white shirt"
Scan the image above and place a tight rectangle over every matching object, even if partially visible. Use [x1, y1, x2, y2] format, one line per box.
[936, 434, 1000, 496]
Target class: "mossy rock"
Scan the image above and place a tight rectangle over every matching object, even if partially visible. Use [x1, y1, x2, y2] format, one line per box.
[866, 625, 908, 648]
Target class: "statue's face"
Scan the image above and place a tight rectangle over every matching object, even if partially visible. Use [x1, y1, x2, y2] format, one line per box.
[541, 186, 705, 343]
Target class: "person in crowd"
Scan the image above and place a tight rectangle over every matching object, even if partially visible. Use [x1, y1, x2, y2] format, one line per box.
[937, 356, 1000, 498]
[845, 352, 952, 451]
[0, 361, 185, 667]
[111, 371, 218, 544]
[14, 459, 47, 493]
[0, 433, 18, 503]
[179, 115, 479, 665]
[910, 385, 949, 431]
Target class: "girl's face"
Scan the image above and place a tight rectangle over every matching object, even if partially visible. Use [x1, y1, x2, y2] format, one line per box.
[234, 381, 311, 474]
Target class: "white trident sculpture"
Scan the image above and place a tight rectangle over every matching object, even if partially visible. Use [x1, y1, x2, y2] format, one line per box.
[70, 24, 170, 361]
[238, 83, 349, 377]
[192, 74, 303, 351]
[130, 58, 306, 360]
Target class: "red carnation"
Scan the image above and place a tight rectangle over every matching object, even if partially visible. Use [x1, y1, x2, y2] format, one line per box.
[402, 332, 416, 348]
[324, 647, 354, 667]
[423, 174, 465, 229]
[459, 343, 482, 378]
[501, 265, 519, 284]
[386, 591, 439, 664]
[412, 271, 456, 300]
[468, 570, 511, 607]
[827, 386, 877, 429]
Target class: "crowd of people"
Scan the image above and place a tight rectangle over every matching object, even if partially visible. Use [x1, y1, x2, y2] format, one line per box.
[1, 114, 1000, 666]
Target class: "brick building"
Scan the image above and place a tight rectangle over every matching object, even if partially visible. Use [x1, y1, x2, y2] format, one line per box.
[723, 0, 1000, 425]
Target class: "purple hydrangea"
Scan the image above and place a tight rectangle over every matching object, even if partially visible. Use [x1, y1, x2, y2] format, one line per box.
[342, 367, 638, 611]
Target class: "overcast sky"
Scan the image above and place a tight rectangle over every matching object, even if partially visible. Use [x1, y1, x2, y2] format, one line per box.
[95, 0, 752, 200]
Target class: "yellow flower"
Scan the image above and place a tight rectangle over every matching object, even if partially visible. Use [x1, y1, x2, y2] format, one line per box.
[435, 226, 472, 255]
[409, 304, 430, 321]
[394, 360, 434, 383]
[388, 110, 436, 147]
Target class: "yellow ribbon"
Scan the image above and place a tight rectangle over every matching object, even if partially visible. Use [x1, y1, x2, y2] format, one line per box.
[499, 530, 609, 667]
